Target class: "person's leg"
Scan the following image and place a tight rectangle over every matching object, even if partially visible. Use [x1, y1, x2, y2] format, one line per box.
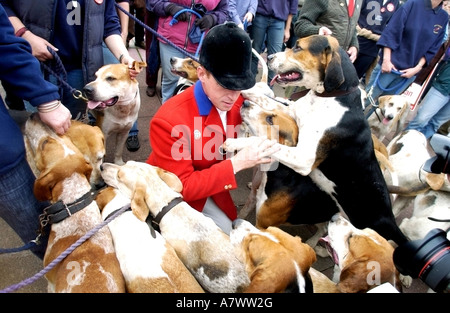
[353, 53, 376, 80]
[407, 87, 450, 138]
[145, 10, 160, 97]
[134, 7, 146, 48]
[159, 42, 186, 103]
[250, 14, 269, 77]
[201, 197, 232, 235]
[426, 100, 450, 138]
[0, 158, 49, 259]
[265, 17, 285, 84]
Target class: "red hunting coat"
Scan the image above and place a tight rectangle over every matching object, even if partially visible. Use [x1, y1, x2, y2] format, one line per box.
[147, 82, 244, 220]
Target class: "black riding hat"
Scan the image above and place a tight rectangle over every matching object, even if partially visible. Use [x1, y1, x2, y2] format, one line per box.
[199, 23, 256, 91]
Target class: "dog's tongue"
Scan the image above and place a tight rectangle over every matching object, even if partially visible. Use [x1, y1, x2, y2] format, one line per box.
[319, 235, 339, 265]
[270, 75, 279, 86]
[87, 100, 103, 109]
[382, 117, 391, 125]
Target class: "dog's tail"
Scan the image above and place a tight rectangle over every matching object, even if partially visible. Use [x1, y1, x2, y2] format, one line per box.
[387, 184, 430, 196]
[252, 48, 268, 84]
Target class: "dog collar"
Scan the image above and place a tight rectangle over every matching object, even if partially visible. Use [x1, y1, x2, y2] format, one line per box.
[290, 86, 359, 100]
[149, 197, 183, 232]
[40, 187, 106, 226]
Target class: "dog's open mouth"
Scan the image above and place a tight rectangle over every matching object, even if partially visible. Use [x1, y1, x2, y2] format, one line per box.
[171, 69, 188, 79]
[382, 116, 393, 125]
[87, 96, 119, 110]
[320, 235, 339, 265]
[270, 71, 303, 86]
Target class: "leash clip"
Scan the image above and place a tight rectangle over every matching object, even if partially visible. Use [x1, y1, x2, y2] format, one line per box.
[73, 89, 88, 102]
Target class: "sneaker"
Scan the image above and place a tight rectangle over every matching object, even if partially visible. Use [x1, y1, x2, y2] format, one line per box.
[146, 86, 156, 97]
[126, 135, 140, 152]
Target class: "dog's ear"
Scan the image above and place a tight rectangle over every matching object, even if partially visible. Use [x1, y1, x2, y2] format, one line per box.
[34, 170, 57, 202]
[377, 96, 388, 110]
[131, 176, 151, 222]
[338, 260, 371, 293]
[156, 168, 183, 193]
[131, 61, 147, 72]
[323, 47, 345, 92]
[425, 172, 445, 190]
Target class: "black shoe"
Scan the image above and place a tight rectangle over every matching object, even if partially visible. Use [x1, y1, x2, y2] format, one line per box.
[146, 86, 156, 97]
[126, 135, 140, 152]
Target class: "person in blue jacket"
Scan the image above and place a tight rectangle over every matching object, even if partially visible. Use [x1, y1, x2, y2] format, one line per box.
[0, 4, 72, 259]
[364, 0, 448, 112]
[0, 0, 136, 120]
[353, 0, 400, 81]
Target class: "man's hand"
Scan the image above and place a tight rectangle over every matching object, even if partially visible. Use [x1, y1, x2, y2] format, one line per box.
[194, 14, 215, 31]
[165, 3, 188, 21]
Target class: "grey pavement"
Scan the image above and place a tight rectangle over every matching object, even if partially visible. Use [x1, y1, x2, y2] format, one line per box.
[0, 43, 429, 293]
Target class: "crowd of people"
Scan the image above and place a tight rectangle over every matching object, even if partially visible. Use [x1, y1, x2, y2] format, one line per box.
[0, 0, 449, 261]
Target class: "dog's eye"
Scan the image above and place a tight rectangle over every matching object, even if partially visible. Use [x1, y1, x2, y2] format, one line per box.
[106, 76, 116, 82]
[293, 44, 303, 53]
[266, 115, 274, 125]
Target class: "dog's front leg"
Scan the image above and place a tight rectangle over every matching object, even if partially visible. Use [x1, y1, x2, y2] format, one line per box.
[113, 132, 128, 165]
[222, 136, 265, 153]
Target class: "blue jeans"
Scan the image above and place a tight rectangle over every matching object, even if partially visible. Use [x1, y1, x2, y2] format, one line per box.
[159, 42, 188, 104]
[102, 43, 139, 136]
[364, 63, 415, 109]
[250, 14, 285, 85]
[406, 86, 450, 139]
[0, 157, 49, 259]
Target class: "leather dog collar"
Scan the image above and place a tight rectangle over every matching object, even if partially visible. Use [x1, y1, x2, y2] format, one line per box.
[40, 187, 106, 226]
[149, 197, 183, 232]
[290, 85, 359, 101]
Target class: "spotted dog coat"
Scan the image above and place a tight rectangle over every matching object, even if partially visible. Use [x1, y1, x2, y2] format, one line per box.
[224, 35, 408, 246]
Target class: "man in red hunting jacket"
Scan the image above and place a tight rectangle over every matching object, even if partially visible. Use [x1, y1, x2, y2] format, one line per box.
[147, 23, 279, 234]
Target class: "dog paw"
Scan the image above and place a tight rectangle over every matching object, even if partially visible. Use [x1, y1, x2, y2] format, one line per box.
[400, 274, 413, 288]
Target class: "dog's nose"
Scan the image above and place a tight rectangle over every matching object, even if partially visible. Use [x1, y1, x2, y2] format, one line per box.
[94, 180, 106, 190]
[170, 57, 176, 65]
[83, 85, 94, 97]
[243, 100, 251, 108]
[267, 54, 275, 61]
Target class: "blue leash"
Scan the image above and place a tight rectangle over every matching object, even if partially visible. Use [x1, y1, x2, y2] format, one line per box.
[0, 237, 40, 254]
[169, 8, 205, 58]
[0, 203, 130, 293]
[364, 69, 410, 118]
[374, 69, 409, 94]
[115, 3, 201, 62]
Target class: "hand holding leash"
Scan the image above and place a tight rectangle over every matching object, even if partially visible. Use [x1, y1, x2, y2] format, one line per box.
[165, 3, 188, 21]
[195, 14, 215, 32]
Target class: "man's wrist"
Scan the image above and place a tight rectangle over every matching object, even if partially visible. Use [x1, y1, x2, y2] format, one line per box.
[38, 100, 61, 113]
[15, 26, 28, 37]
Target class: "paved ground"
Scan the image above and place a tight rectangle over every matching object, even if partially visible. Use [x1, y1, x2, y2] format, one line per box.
[0, 42, 429, 293]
